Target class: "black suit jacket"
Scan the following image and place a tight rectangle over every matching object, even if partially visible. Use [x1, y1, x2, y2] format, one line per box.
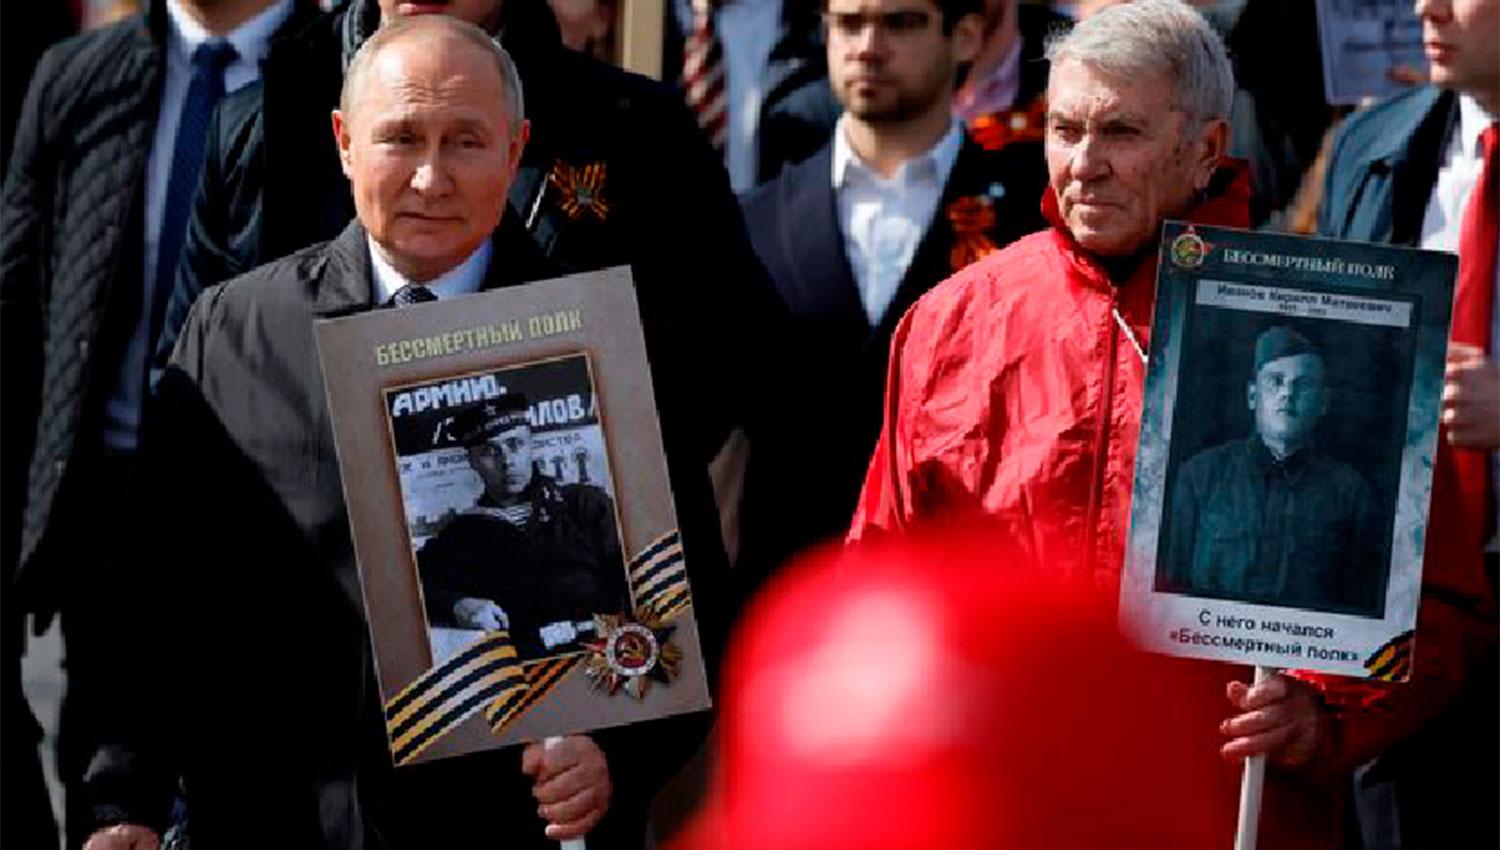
[0, 0, 317, 618]
[84, 216, 716, 847]
[734, 134, 1047, 589]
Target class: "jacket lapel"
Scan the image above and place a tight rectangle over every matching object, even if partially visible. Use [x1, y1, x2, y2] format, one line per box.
[1388, 90, 1458, 246]
[313, 220, 377, 317]
[873, 138, 988, 342]
[778, 145, 868, 333]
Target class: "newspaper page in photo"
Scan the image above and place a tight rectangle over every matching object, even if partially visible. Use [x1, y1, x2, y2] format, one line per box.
[1315, 0, 1427, 106]
[316, 266, 710, 766]
[1120, 223, 1456, 679]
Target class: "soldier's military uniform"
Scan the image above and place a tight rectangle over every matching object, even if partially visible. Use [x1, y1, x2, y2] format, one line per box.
[418, 475, 628, 658]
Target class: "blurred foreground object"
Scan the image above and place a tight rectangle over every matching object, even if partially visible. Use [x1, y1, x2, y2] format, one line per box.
[675, 525, 1235, 850]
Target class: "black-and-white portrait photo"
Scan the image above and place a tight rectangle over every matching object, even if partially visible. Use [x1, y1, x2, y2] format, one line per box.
[383, 354, 630, 662]
[1155, 312, 1415, 617]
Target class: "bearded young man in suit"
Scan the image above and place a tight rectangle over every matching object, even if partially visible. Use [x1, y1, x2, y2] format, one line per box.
[734, 0, 1047, 594]
[81, 18, 713, 850]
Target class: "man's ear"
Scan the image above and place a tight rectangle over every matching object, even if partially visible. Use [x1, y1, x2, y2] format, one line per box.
[508, 119, 531, 171]
[951, 12, 985, 66]
[332, 109, 355, 179]
[1246, 380, 1256, 413]
[1194, 118, 1229, 192]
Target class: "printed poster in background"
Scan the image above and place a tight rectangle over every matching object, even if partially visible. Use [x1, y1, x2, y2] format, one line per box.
[316, 267, 710, 767]
[1120, 223, 1456, 679]
[1315, 0, 1428, 105]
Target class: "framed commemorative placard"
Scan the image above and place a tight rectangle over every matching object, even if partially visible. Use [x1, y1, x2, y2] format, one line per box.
[1119, 223, 1456, 679]
[316, 266, 709, 766]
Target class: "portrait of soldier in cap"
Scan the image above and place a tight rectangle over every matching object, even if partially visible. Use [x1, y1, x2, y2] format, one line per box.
[416, 393, 631, 659]
[1162, 325, 1383, 614]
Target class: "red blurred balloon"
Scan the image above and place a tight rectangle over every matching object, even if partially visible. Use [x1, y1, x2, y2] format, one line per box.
[676, 522, 1240, 850]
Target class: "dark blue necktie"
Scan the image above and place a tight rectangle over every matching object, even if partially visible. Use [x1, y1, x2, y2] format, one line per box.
[150, 39, 238, 346]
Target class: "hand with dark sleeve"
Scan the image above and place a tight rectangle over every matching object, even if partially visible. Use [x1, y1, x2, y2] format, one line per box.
[416, 530, 470, 628]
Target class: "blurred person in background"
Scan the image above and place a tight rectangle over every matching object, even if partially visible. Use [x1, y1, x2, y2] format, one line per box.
[952, 0, 1068, 154]
[848, 1, 1493, 845]
[665, 0, 839, 190]
[1319, 0, 1499, 846]
[734, 0, 1047, 597]
[0, 0, 316, 845]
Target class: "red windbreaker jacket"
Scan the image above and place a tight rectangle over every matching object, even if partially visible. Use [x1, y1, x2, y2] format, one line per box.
[850, 160, 1494, 846]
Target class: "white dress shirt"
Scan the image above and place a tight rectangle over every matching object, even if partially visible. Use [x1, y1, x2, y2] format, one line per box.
[673, 0, 781, 192]
[833, 118, 964, 326]
[104, 0, 294, 450]
[369, 238, 493, 304]
[1419, 93, 1499, 548]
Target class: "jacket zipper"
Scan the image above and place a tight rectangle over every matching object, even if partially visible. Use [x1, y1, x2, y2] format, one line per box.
[1082, 291, 1119, 582]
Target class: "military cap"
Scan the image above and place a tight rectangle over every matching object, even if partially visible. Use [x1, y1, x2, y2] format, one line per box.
[448, 393, 531, 446]
[1253, 326, 1318, 373]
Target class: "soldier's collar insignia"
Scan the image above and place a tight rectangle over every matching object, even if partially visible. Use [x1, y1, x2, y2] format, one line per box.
[548, 160, 610, 223]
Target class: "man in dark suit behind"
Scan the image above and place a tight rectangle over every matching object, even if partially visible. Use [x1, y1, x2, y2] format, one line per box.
[82, 17, 709, 850]
[735, 0, 1047, 593]
[1318, 0, 1498, 846]
[0, 2, 315, 846]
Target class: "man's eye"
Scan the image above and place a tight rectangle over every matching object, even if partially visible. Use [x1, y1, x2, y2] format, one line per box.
[1103, 124, 1141, 138]
[1050, 122, 1082, 142]
[828, 12, 864, 35]
[883, 10, 930, 31]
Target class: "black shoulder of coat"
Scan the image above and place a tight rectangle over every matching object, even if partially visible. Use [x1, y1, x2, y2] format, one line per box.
[21, 15, 158, 132]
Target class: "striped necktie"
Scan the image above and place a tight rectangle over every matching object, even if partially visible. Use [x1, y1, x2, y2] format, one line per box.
[681, 0, 727, 152]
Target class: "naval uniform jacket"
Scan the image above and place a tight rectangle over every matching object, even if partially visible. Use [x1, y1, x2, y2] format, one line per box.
[419, 479, 629, 659]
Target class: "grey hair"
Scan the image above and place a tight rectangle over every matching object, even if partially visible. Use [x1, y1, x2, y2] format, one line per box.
[340, 15, 525, 136]
[1045, 0, 1234, 125]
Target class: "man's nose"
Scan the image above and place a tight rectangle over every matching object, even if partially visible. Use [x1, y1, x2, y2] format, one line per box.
[850, 20, 888, 57]
[1070, 134, 1111, 182]
[410, 155, 453, 196]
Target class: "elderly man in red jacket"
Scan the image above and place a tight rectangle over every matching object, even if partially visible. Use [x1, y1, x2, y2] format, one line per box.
[849, 0, 1492, 846]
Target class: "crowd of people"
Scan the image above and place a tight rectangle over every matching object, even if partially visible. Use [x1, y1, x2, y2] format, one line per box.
[1, 0, 1494, 848]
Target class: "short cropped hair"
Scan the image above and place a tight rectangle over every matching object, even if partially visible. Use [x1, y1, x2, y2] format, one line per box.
[340, 15, 525, 136]
[820, 0, 982, 35]
[1045, 0, 1234, 125]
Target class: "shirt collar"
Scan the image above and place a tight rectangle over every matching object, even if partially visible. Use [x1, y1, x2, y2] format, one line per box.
[368, 238, 493, 304]
[164, 0, 293, 67]
[831, 117, 965, 189]
[1457, 93, 1498, 160]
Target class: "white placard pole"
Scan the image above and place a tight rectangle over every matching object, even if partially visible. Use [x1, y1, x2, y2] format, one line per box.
[1233, 666, 1276, 850]
[544, 736, 587, 850]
